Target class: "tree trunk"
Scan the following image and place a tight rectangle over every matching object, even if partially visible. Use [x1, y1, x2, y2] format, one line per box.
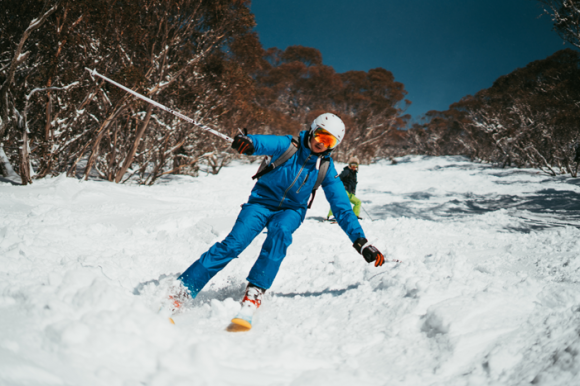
[19, 128, 32, 185]
[66, 97, 129, 177]
[114, 104, 153, 183]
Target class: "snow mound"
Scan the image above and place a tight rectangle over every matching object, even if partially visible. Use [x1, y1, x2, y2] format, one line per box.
[1, 156, 580, 385]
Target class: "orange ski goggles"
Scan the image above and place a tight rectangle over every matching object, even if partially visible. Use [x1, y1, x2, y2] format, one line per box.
[313, 127, 339, 149]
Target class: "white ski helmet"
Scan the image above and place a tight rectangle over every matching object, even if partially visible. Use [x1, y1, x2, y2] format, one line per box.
[310, 113, 345, 148]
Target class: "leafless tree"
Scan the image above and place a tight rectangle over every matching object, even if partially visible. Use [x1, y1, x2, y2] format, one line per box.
[539, 0, 580, 49]
[1, 0, 255, 184]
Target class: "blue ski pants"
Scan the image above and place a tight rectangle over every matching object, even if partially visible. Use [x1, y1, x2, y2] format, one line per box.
[178, 202, 303, 296]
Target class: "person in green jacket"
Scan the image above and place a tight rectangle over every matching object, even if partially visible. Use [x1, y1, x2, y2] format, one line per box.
[327, 156, 362, 221]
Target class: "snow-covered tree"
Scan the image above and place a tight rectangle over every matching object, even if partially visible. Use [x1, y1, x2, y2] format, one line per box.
[0, 0, 61, 183]
[1, 0, 256, 184]
[252, 46, 411, 163]
[539, 0, 580, 49]
[408, 49, 580, 176]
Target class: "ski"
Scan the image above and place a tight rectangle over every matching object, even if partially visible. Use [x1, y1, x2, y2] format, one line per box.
[226, 317, 253, 332]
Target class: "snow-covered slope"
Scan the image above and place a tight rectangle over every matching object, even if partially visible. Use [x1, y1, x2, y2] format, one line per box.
[1, 156, 580, 386]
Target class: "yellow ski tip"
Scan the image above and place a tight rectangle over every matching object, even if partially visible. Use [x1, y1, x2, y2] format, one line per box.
[226, 318, 252, 332]
[169, 317, 175, 324]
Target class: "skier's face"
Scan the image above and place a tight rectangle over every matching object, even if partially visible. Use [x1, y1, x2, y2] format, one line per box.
[310, 135, 329, 153]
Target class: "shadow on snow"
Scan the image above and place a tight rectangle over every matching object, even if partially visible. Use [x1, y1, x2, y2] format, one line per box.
[369, 189, 580, 233]
[271, 284, 360, 298]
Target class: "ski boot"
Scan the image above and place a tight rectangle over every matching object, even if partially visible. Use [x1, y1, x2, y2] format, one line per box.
[159, 280, 192, 324]
[227, 283, 266, 332]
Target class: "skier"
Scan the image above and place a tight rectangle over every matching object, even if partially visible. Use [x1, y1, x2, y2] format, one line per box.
[164, 113, 385, 329]
[327, 156, 362, 221]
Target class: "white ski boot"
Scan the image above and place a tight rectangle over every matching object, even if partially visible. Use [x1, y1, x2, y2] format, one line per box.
[227, 283, 266, 332]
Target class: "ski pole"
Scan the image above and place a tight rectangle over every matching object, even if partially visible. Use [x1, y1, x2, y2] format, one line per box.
[361, 204, 375, 221]
[85, 68, 233, 143]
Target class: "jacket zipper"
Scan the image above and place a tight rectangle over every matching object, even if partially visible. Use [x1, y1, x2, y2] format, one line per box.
[278, 154, 312, 207]
[296, 173, 310, 193]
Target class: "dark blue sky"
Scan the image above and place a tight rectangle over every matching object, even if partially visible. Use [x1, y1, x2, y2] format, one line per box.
[250, 0, 575, 121]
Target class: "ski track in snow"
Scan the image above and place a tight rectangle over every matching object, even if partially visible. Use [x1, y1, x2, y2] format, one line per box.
[1, 155, 580, 386]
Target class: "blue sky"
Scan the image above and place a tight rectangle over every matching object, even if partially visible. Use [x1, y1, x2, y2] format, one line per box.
[250, 0, 575, 121]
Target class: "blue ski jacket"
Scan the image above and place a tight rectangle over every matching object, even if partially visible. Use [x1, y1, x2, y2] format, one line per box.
[246, 130, 365, 243]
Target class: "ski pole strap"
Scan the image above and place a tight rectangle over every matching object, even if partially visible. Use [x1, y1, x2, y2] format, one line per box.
[252, 137, 299, 180]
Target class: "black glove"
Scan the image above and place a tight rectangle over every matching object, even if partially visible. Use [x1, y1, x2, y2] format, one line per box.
[353, 237, 385, 267]
[231, 128, 254, 155]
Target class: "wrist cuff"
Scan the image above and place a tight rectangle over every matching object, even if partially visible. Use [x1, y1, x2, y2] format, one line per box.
[353, 237, 368, 254]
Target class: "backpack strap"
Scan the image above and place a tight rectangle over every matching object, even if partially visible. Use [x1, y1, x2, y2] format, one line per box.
[307, 157, 330, 209]
[252, 137, 299, 180]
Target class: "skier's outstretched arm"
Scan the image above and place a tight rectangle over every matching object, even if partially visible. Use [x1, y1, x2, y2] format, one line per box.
[322, 161, 385, 267]
[231, 130, 292, 159]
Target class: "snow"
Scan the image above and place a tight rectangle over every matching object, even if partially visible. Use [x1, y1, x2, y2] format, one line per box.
[1, 155, 580, 386]
[0, 145, 20, 183]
